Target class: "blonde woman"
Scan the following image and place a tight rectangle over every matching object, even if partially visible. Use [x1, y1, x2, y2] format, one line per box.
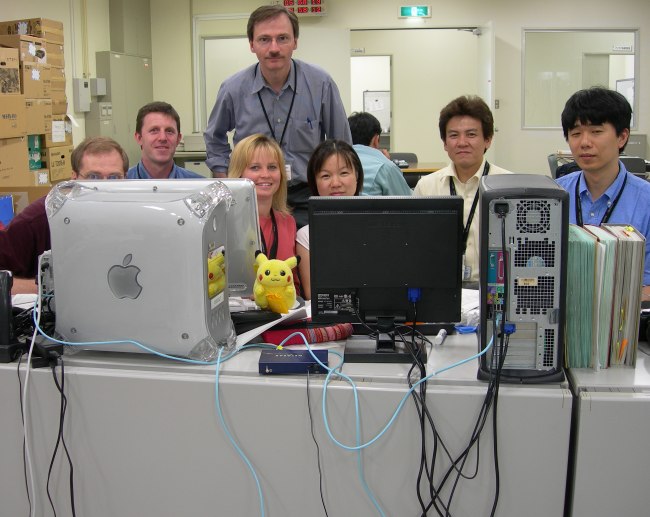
[229, 133, 300, 294]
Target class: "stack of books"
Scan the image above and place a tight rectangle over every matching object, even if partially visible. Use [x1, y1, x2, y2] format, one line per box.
[565, 224, 645, 369]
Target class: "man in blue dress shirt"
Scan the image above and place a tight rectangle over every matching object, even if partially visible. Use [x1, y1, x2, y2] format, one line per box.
[348, 111, 412, 196]
[556, 87, 650, 294]
[127, 101, 203, 179]
[203, 5, 351, 227]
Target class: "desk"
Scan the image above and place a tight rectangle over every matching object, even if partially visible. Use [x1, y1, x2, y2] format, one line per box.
[401, 162, 446, 174]
[566, 352, 650, 516]
[401, 162, 446, 188]
[174, 151, 212, 177]
[0, 335, 571, 516]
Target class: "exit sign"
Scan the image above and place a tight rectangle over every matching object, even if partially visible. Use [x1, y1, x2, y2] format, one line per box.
[399, 5, 431, 18]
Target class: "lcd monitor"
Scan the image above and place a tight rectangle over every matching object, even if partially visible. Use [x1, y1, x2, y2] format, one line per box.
[309, 196, 464, 363]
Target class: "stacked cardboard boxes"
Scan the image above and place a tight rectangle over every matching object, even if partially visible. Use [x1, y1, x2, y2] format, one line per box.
[0, 18, 70, 209]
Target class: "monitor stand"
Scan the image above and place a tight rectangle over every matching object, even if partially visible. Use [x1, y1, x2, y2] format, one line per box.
[343, 317, 427, 364]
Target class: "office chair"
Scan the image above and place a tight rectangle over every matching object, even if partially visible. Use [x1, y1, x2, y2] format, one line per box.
[555, 161, 580, 179]
[620, 156, 647, 179]
[547, 153, 559, 178]
[404, 173, 422, 189]
[389, 152, 418, 166]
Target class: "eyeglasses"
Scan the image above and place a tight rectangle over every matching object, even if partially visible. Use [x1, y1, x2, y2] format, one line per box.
[77, 172, 125, 180]
[254, 35, 293, 47]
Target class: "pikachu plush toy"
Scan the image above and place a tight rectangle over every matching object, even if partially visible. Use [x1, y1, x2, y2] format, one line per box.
[253, 252, 297, 314]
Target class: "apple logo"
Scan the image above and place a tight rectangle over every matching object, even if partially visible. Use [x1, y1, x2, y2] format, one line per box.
[107, 254, 143, 299]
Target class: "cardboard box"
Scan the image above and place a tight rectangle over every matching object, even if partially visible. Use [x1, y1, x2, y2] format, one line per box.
[0, 19, 64, 45]
[0, 185, 52, 212]
[25, 98, 52, 135]
[0, 94, 26, 138]
[0, 34, 45, 63]
[44, 41, 64, 68]
[20, 62, 49, 98]
[40, 145, 72, 181]
[0, 47, 20, 94]
[0, 136, 28, 186]
[30, 168, 50, 186]
[41, 114, 71, 148]
[50, 90, 66, 115]
[49, 65, 64, 91]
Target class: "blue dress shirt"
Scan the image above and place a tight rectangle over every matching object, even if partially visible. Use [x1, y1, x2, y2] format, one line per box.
[203, 59, 352, 185]
[556, 162, 650, 285]
[127, 161, 204, 179]
[353, 144, 412, 196]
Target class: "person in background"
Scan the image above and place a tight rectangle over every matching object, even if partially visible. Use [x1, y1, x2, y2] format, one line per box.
[0, 137, 129, 294]
[296, 139, 364, 300]
[204, 4, 351, 228]
[413, 95, 511, 286]
[347, 111, 412, 196]
[555, 86, 650, 298]
[127, 101, 203, 179]
[228, 133, 300, 295]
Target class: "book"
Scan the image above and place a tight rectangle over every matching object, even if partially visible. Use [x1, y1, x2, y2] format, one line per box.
[565, 224, 645, 369]
[601, 224, 645, 366]
[0, 195, 13, 229]
[583, 225, 618, 369]
[565, 225, 597, 368]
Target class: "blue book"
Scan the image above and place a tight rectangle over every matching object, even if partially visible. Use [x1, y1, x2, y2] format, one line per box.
[0, 195, 14, 229]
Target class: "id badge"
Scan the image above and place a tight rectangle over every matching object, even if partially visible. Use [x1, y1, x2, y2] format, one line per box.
[462, 254, 472, 281]
[285, 163, 292, 181]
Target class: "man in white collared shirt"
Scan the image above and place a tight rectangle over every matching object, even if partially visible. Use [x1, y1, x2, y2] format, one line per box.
[414, 95, 511, 284]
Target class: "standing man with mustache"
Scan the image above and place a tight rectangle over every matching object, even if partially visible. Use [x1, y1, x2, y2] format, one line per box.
[413, 95, 511, 286]
[203, 5, 352, 227]
[556, 87, 650, 297]
[128, 101, 203, 179]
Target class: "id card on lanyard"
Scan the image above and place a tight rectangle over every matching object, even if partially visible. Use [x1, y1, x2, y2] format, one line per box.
[449, 162, 490, 281]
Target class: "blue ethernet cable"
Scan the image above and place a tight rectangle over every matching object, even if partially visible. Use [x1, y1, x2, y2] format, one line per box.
[32, 307, 276, 366]
[214, 348, 265, 517]
[274, 334, 386, 516]
[284, 331, 494, 515]
[279, 331, 493, 452]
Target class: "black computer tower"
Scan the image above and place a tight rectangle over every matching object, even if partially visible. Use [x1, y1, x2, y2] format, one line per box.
[478, 174, 568, 383]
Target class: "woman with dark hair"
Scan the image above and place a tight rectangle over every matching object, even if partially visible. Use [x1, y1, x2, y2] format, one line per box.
[296, 139, 364, 299]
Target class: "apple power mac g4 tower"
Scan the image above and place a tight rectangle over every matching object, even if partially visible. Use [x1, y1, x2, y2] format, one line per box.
[478, 174, 568, 383]
[47, 179, 236, 360]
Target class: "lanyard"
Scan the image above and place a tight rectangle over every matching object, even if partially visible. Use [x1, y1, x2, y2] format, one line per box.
[256, 60, 297, 148]
[574, 172, 627, 227]
[449, 161, 490, 251]
[260, 209, 279, 260]
[136, 162, 148, 178]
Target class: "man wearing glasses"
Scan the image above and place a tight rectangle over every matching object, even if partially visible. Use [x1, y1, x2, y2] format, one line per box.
[0, 136, 129, 294]
[128, 101, 203, 179]
[203, 4, 351, 227]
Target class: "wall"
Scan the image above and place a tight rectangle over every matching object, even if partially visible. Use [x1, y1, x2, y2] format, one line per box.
[524, 31, 636, 128]
[6, 0, 647, 174]
[181, 0, 649, 173]
[350, 28, 480, 160]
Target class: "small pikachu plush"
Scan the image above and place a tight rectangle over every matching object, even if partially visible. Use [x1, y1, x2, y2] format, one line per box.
[207, 249, 226, 298]
[253, 251, 298, 314]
